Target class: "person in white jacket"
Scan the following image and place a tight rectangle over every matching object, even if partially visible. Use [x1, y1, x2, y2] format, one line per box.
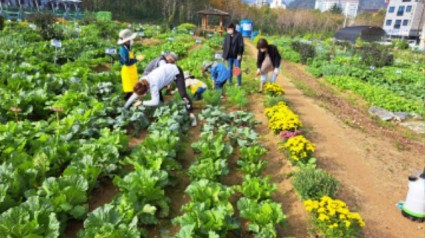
[125, 64, 197, 126]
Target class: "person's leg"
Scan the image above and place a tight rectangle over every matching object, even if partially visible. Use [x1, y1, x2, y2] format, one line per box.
[260, 72, 268, 92]
[195, 87, 206, 100]
[235, 59, 242, 86]
[270, 67, 280, 83]
[175, 74, 193, 113]
[159, 89, 164, 103]
[227, 58, 234, 84]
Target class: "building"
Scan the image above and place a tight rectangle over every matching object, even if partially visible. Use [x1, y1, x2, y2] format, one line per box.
[315, 0, 360, 18]
[383, 0, 425, 39]
[420, 21, 425, 48]
[0, 0, 82, 11]
[255, 0, 269, 7]
[270, 0, 287, 9]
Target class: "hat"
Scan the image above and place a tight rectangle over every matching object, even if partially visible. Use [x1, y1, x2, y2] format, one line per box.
[164, 52, 178, 63]
[202, 61, 217, 73]
[117, 29, 137, 45]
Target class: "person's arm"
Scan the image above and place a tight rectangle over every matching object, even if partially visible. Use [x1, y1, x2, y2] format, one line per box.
[124, 93, 139, 109]
[142, 84, 160, 106]
[257, 51, 264, 69]
[238, 34, 244, 56]
[175, 70, 193, 112]
[211, 66, 218, 81]
[273, 46, 282, 68]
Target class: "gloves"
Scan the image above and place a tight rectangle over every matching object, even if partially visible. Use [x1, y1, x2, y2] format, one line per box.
[274, 68, 279, 76]
[133, 100, 142, 107]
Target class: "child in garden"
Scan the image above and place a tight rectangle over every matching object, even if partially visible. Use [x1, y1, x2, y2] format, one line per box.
[118, 29, 139, 100]
[202, 61, 230, 97]
[182, 71, 208, 100]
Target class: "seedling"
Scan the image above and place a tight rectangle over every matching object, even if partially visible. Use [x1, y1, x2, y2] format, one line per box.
[9, 106, 22, 121]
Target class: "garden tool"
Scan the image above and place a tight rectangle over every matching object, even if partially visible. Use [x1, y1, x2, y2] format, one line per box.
[401, 167, 425, 222]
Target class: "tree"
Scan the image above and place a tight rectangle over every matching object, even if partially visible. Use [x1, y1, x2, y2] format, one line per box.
[329, 3, 342, 15]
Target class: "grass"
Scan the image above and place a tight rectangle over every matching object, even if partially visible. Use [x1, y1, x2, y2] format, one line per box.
[291, 80, 317, 98]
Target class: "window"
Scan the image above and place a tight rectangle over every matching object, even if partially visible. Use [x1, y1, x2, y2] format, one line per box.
[406, 6, 412, 12]
[394, 20, 402, 29]
[386, 20, 392, 26]
[403, 20, 409, 26]
[389, 6, 395, 13]
[397, 6, 405, 16]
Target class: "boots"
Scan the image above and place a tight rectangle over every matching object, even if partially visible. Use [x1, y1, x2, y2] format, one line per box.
[190, 113, 197, 127]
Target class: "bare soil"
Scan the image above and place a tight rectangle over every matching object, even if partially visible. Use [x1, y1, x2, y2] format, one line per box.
[279, 62, 425, 237]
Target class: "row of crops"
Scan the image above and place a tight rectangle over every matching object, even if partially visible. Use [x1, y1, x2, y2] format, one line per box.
[269, 36, 425, 117]
[0, 19, 222, 237]
[1, 17, 375, 238]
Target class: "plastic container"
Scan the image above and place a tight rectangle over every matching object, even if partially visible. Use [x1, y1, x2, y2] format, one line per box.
[402, 170, 425, 222]
[240, 19, 254, 38]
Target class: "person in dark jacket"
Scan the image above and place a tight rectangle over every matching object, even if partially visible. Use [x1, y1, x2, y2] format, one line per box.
[256, 38, 282, 91]
[222, 23, 244, 86]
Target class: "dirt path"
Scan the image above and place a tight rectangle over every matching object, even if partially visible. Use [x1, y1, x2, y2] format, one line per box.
[280, 64, 425, 237]
[243, 40, 310, 237]
[245, 40, 425, 237]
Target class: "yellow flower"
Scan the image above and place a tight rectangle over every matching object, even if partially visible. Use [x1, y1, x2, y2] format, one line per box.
[318, 214, 329, 221]
[345, 220, 351, 228]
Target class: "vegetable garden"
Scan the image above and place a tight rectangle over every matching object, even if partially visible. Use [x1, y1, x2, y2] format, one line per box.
[1, 18, 424, 238]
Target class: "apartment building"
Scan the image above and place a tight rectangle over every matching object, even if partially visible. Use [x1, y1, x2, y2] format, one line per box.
[270, 0, 286, 9]
[315, 0, 360, 18]
[383, 0, 425, 38]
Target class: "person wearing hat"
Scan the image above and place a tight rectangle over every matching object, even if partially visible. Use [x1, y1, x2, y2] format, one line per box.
[182, 71, 208, 100]
[202, 61, 230, 96]
[118, 29, 139, 101]
[222, 23, 244, 86]
[142, 52, 178, 76]
[124, 63, 197, 126]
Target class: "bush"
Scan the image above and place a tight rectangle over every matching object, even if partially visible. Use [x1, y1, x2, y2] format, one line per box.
[0, 16, 4, 31]
[28, 13, 62, 40]
[305, 196, 365, 238]
[264, 83, 285, 96]
[291, 41, 315, 64]
[393, 39, 409, 50]
[177, 23, 196, 31]
[227, 85, 248, 108]
[264, 95, 285, 108]
[356, 44, 393, 67]
[202, 90, 221, 106]
[292, 168, 339, 200]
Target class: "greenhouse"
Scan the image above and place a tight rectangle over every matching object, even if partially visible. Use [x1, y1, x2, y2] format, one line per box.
[334, 26, 387, 43]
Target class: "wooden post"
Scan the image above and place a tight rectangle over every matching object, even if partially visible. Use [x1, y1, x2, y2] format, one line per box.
[219, 16, 224, 36]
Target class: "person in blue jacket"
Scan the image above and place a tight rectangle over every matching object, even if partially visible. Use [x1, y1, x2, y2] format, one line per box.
[202, 61, 230, 96]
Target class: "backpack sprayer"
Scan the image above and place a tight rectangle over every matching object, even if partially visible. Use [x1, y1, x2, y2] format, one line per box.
[400, 167, 425, 222]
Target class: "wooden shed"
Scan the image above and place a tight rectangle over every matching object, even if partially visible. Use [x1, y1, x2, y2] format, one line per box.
[198, 8, 229, 35]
